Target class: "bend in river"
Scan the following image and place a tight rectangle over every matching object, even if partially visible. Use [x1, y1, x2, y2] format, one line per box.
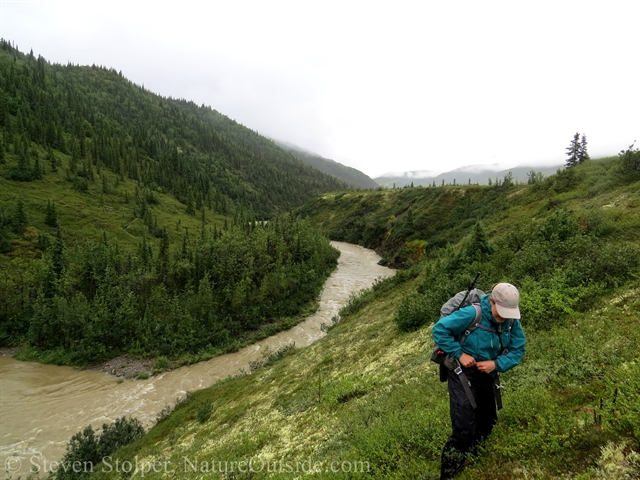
[0, 242, 394, 474]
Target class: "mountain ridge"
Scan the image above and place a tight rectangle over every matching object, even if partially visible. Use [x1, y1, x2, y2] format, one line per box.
[273, 140, 379, 189]
[0, 40, 347, 221]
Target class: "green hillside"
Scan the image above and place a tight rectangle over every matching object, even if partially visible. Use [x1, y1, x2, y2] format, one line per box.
[83, 155, 640, 479]
[297, 157, 640, 268]
[0, 40, 346, 221]
[0, 40, 345, 367]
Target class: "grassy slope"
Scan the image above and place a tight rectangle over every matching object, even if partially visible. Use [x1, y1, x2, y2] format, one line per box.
[93, 158, 640, 479]
[0, 146, 218, 264]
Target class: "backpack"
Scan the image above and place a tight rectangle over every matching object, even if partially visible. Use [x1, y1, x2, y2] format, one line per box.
[431, 288, 485, 382]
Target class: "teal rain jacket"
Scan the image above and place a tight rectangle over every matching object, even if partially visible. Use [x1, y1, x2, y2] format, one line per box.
[432, 294, 526, 373]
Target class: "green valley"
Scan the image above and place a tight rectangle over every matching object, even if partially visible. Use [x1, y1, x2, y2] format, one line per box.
[84, 155, 640, 479]
[0, 41, 344, 367]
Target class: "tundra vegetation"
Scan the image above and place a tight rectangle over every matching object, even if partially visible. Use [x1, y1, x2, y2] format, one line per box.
[60, 155, 638, 479]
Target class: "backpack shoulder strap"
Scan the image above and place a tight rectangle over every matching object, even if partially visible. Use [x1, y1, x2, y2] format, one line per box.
[459, 303, 482, 346]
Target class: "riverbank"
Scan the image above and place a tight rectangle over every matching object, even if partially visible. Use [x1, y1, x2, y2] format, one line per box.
[6, 301, 320, 379]
[87, 355, 155, 378]
[0, 347, 153, 379]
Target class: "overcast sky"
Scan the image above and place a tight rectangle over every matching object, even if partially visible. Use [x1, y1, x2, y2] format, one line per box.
[2, 0, 639, 178]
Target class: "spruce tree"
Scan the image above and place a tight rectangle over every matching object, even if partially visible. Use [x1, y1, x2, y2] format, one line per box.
[13, 140, 33, 181]
[12, 199, 28, 234]
[44, 200, 58, 227]
[102, 174, 109, 194]
[579, 134, 590, 163]
[69, 140, 79, 173]
[32, 151, 43, 179]
[47, 146, 56, 171]
[51, 226, 66, 278]
[566, 132, 581, 167]
[138, 235, 151, 267]
[181, 228, 190, 259]
[156, 227, 170, 279]
[0, 226, 11, 253]
[465, 222, 494, 261]
[186, 192, 195, 216]
[618, 141, 640, 175]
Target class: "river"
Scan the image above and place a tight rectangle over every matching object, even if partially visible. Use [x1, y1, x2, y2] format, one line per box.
[0, 242, 394, 477]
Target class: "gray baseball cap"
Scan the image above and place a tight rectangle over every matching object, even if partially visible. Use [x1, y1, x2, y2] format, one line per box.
[492, 283, 521, 319]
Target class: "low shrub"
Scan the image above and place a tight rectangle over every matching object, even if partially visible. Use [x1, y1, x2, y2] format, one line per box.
[197, 400, 213, 424]
[155, 391, 196, 424]
[153, 356, 169, 373]
[598, 361, 640, 444]
[344, 381, 450, 477]
[393, 292, 432, 332]
[55, 417, 144, 479]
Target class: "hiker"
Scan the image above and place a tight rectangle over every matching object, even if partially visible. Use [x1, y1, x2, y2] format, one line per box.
[432, 283, 526, 480]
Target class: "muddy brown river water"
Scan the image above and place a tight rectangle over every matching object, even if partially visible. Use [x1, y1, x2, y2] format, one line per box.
[0, 242, 394, 477]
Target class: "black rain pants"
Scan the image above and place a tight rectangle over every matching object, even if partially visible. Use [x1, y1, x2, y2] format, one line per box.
[440, 366, 497, 480]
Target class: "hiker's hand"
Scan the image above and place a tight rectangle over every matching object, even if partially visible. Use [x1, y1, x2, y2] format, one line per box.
[477, 361, 496, 373]
[459, 353, 476, 367]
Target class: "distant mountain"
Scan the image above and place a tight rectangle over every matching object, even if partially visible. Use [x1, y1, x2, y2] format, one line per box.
[376, 169, 443, 181]
[274, 141, 378, 189]
[375, 163, 564, 187]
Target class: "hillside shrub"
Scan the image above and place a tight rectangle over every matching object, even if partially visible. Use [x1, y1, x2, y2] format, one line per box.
[462, 222, 494, 262]
[577, 210, 617, 238]
[56, 417, 144, 479]
[599, 362, 640, 444]
[618, 142, 640, 176]
[197, 400, 213, 424]
[344, 381, 450, 477]
[393, 292, 432, 332]
[393, 205, 639, 333]
[338, 267, 419, 321]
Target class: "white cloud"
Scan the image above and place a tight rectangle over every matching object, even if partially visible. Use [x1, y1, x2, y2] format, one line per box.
[2, 0, 639, 178]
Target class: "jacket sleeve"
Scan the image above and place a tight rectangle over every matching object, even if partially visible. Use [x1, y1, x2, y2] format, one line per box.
[432, 306, 477, 360]
[495, 319, 526, 372]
